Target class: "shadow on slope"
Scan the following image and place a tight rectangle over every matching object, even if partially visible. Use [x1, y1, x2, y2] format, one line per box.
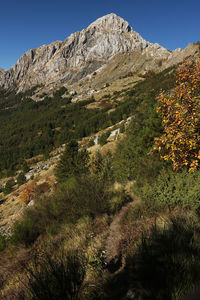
[100, 217, 200, 300]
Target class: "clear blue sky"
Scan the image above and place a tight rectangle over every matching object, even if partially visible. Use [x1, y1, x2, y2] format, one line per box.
[0, 0, 199, 70]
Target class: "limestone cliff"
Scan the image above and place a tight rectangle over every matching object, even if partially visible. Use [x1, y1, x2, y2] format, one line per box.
[0, 14, 170, 91]
[0, 13, 199, 92]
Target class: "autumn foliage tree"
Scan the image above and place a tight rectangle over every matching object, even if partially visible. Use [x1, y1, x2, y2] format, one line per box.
[20, 180, 37, 203]
[154, 58, 200, 172]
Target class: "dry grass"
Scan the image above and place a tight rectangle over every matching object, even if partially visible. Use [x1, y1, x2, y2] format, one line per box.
[0, 166, 56, 235]
[0, 245, 31, 299]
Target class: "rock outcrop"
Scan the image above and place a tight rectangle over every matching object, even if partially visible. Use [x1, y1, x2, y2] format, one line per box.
[0, 68, 5, 76]
[0, 13, 199, 92]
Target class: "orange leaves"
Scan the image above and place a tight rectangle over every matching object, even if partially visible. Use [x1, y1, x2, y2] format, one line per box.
[20, 180, 37, 203]
[154, 58, 200, 172]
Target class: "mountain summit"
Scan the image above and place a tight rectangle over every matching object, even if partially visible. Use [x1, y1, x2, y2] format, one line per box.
[0, 13, 199, 91]
[88, 13, 132, 32]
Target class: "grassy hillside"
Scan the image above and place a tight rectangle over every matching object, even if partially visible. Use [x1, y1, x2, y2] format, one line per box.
[1, 61, 200, 299]
[0, 66, 175, 176]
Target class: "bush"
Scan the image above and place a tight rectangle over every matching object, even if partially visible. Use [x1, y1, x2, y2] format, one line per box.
[90, 151, 114, 183]
[0, 234, 7, 251]
[109, 190, 127, 214]
[53, 86, 68, 98]
[11, 174, 110, 247]
[119, 124, 125, 133]
[113, 132, 168, 185]
[22, 161, 29, 173]
[12, 213, 40, 247]
[17, 172, 26, 186]
[3, 178, 15, 195]
[140, 170, 200, 210]
[57, 175, 109, 218]
[88, 139, 95, 147]
[98, 131, 110, 146]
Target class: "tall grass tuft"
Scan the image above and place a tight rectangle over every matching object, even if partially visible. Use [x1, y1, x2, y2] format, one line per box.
[22, 252, 86, 300]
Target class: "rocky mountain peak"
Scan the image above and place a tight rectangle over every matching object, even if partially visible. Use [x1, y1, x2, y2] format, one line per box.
[88, 13, 132, 33]
[0, 13, 198, 92]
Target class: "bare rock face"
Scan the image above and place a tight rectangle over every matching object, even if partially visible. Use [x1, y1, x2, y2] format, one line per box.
[0, 13, 198, 91]
[165, 43, 200, 67]
[0, 68, 5, 76]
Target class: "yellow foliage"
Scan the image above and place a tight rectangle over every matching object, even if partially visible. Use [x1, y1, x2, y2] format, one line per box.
[154, 58, 200, 171]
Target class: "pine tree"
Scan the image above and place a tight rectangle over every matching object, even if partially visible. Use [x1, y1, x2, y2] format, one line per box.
[17, 172, 26, 186]
[55, 140, 89, 182]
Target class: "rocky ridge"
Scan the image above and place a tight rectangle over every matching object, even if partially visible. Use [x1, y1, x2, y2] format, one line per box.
[0, 13, 199, 92]
[0, 14, 169, 91]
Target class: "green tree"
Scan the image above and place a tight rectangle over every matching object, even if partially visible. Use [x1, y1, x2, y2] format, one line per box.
[3, 178, 15, 195]
[98, 131, 110, 146]
[55, 140, 89, 182]
[17, 172, 26, 186]
[22, 161, 29, 173]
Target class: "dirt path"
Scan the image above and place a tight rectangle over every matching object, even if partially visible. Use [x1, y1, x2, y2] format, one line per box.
[105, 203, 132, 266]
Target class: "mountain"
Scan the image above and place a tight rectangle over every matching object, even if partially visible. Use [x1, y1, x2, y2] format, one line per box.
[0, 14, 170, 91]
[0, 68, 5, 75]
[0, 13, 199, 93]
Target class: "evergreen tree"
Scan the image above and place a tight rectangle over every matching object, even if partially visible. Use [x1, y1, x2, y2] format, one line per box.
[22, 161, 29, 173]
[3, 179, 15, 195]
[55, 140, 89, 182]
[17, 172, 26, 186]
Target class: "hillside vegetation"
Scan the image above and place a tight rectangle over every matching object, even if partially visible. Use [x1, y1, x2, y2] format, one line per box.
[1, 59, 200, 299]
[0, 66, 174, 177]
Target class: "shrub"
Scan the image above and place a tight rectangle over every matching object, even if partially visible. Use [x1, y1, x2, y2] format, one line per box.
[90, 151, 114, 182]
[20, 180, 37, 203]
[12, 174, 110, 247]
[22, 161, 29, 173]
[88, 139, 95, 147]
[109, 191, 126, 214]
[12, 213, 40, 247]
[120, 124, 125, 133]
[53, 86, 68, 98]
[140, 170, 200, 210]
[17, 172, 26, 186]
[113, 133, 167, 186]
[103, 94, 111, 99]
[0, 234, 6, 251]
[98, 131, 110, 146]
[3, 178, 15, 195]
